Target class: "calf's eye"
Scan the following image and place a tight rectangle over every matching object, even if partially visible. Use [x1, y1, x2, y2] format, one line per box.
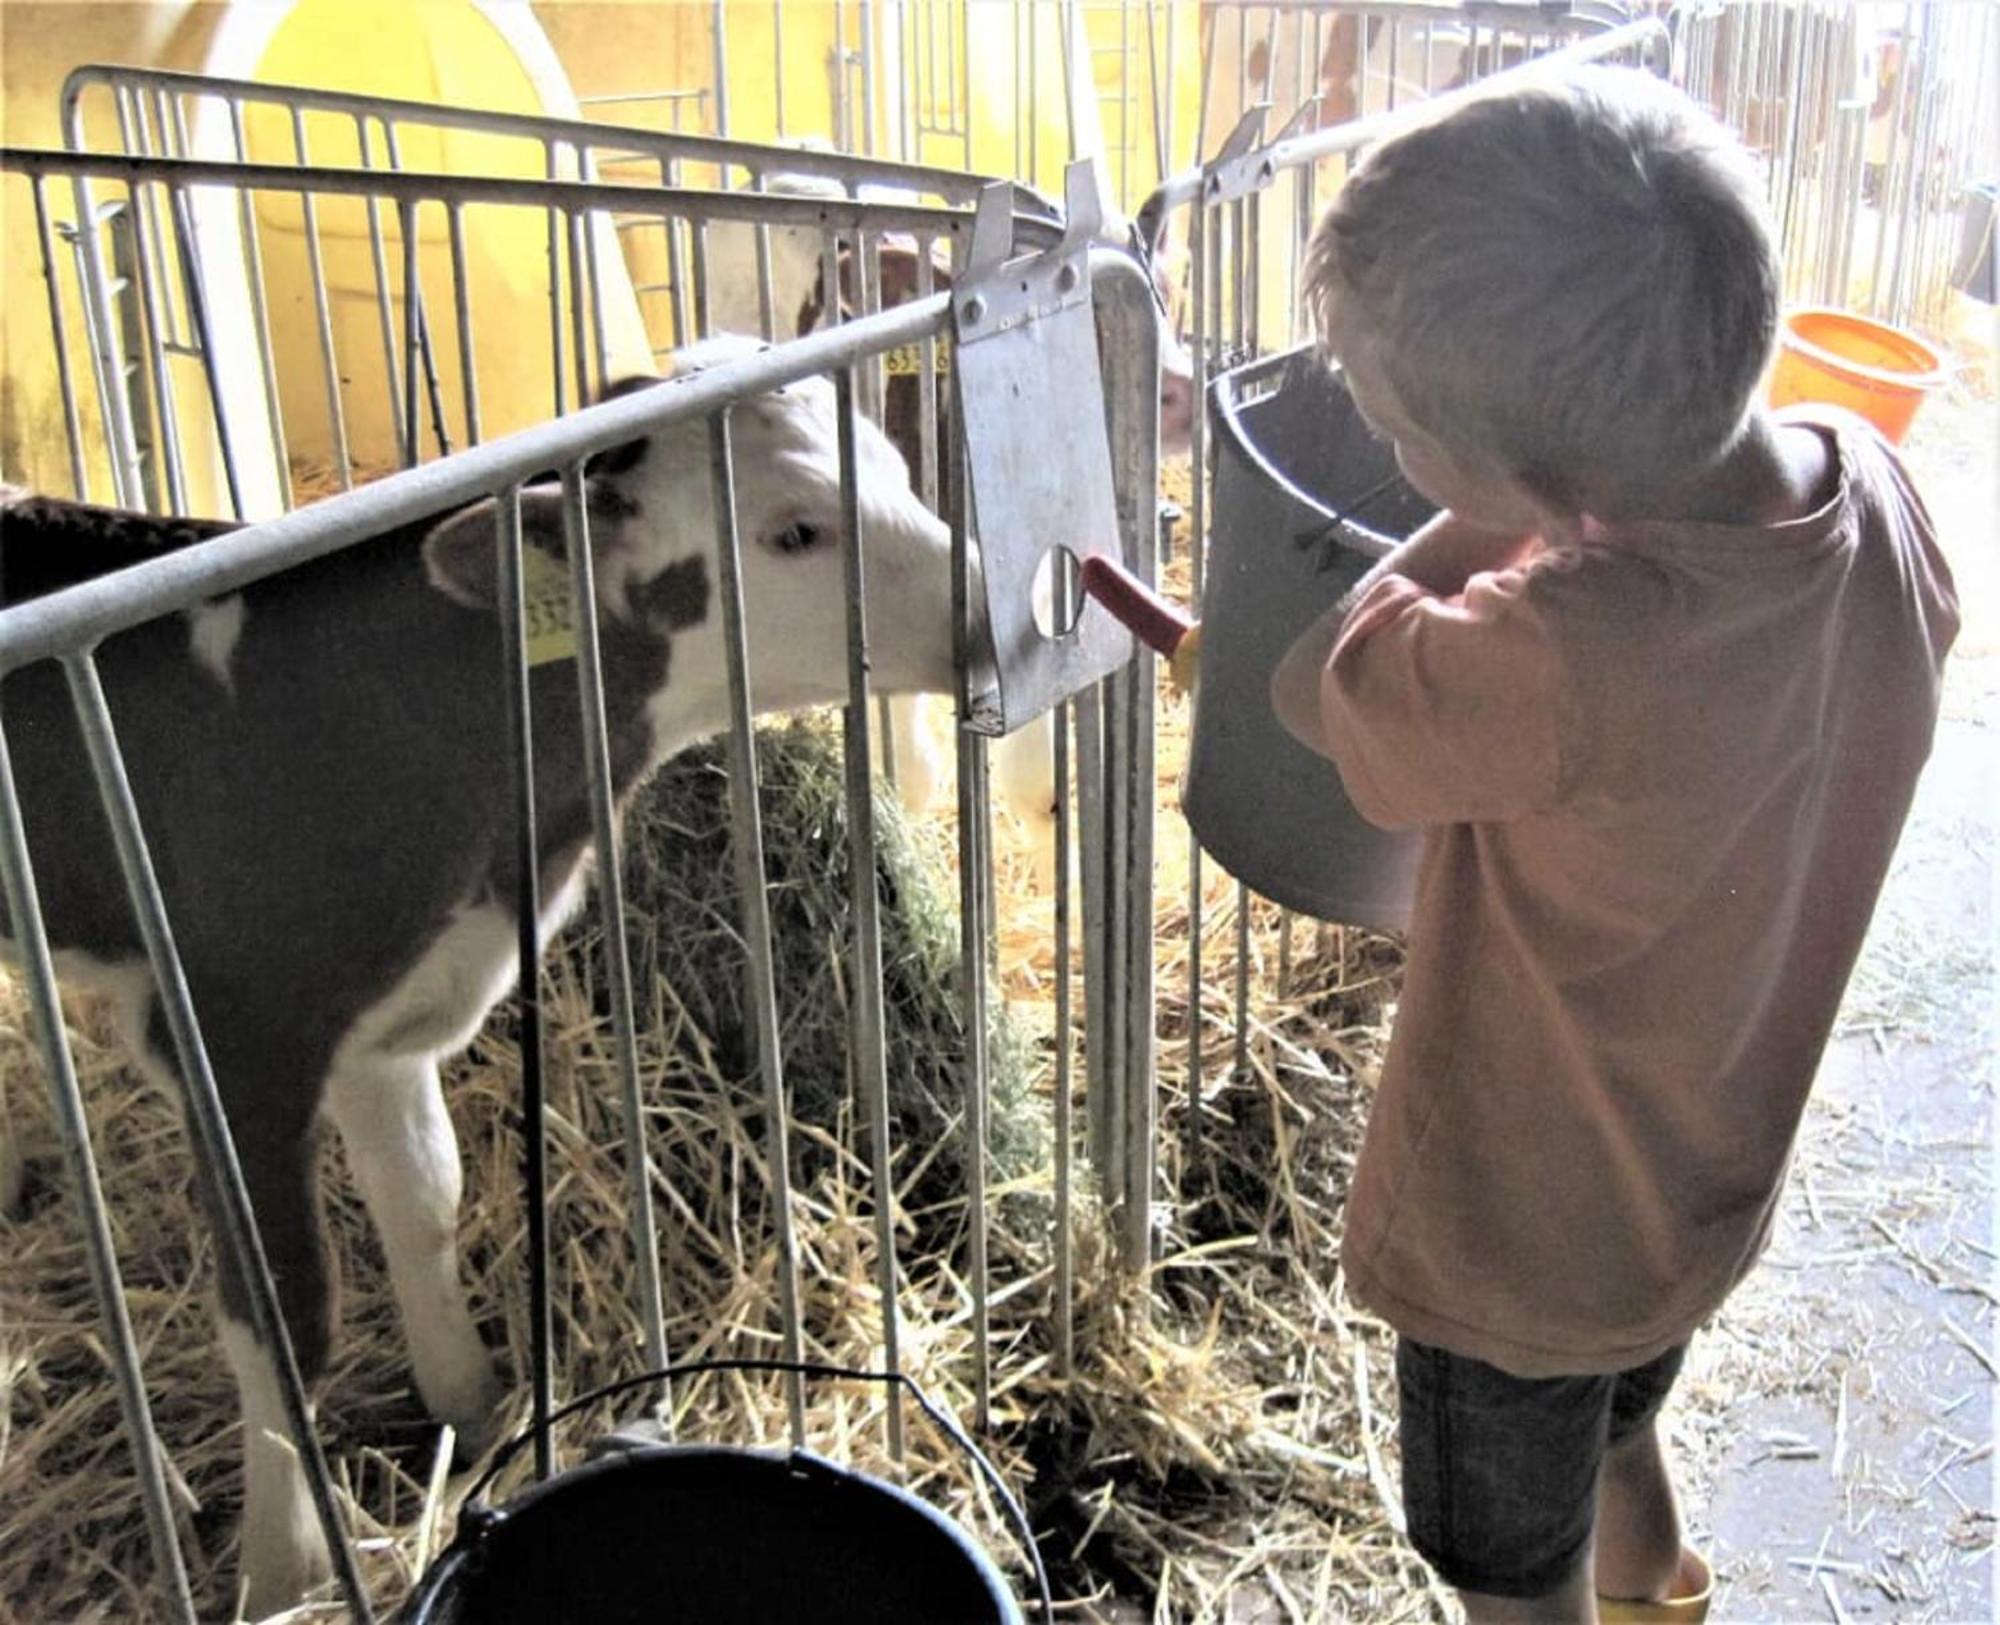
[769, 521, 824, 555]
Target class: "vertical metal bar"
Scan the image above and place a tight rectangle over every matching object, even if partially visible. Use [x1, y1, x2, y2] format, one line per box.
[121, 90, 176, 351]
[356, 117, 411, 465]
[448, 204, 482, 447]
[708, 413, 808, 1446]
[567, 208, 595, 411]
[915, 243, 940, 512]
[835, 0, 851, 151]
[1886, 23, 1932, 325]
[399, 199, 423, 469]
[381, 126, 451, 460]
[1052, 691, 1075, 1381]
[227, 99, 293, 511]
[895, 0, 910, 162]
[1184, 197, 1209, 1184]
[711, 0, 732, 137]
[1867, 6, 1915, 321]
[68, 183, 146, 508]
[1726, 3, 1753, 137]
[1119, 629, 1155, 1277]
[1078, 678, 1110, 1184]
[859, 0, 877, 156]
[1029, 0, 1041, 186]
[491, 487, 555, 1479]
[830, 368, 906, 1460]
[774, 0, 788, 139]
[32, 177, 92, 501]
[1095, 250, 1162, 1278]
[579, 155, 616, 402]
[123, 170, 189, 515]
[948, 397, 992, 1433]
[558, 468, 671, 1379]
[752, 178, 778, 343]
[291, 110, 353, 491]
[166, 164, 249, 519]
[60, 651, 373, 1621]
[0, 719, 198, 1623]
[546, 143, 568, 418]
[665, 168, 693, 350]
[1232, 882, 1252, 1081]
[1147, 0, 1168, 185]
[1059, 0, 1080, 161]
[1121, 0, 1133, 201]
[1836, 100, 1866, 309]
[1236, 3, 1250, 129]
[959, 0, 973, 170]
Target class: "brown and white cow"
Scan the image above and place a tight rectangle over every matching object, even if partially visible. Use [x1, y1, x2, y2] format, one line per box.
[0, 338, 959, 1618]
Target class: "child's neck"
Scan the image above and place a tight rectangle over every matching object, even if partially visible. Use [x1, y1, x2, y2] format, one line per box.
[1631, 413, 1836, 530]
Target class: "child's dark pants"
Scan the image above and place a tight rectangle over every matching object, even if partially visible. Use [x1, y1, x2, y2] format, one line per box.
[1396, 1336, 1687, 1597]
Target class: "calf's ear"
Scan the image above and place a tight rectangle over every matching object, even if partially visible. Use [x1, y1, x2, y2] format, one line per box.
[422, 488, 569, 611]
[585, 375, 665, 479]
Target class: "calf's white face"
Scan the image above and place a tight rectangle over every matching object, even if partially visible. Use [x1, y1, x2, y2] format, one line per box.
[422, 343, 960, 763]
[625, 361, 960, 742]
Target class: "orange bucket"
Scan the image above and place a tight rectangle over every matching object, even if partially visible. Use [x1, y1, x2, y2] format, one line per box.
[1768, 307, 1946, 443]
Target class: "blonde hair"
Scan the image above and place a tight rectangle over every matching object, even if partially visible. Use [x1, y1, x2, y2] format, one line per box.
[1303, 66, 1778, 516]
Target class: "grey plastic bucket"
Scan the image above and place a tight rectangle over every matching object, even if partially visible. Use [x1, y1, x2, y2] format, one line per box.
[1183, 345, 1435, 930]
[404, 1443, 1022, 1624]
[1953, 181, 1996, 303]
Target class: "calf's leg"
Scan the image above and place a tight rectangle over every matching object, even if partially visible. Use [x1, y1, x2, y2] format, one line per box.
[204, 1117, 336, 1621]
[323, 1050, 501, 1456]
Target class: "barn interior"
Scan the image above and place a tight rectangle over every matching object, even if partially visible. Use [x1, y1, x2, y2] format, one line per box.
[0, 4, 1992, 1622]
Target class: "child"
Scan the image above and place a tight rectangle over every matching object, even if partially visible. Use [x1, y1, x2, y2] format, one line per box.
[1269, 66, 1958, 1623]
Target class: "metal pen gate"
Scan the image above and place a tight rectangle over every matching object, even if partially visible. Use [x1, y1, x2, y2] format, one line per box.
[3, 94, 1160, 1619]
[1677, 0, 1998, 334]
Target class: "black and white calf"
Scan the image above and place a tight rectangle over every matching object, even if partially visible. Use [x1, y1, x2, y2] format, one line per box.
[0, 339, 959, 1618]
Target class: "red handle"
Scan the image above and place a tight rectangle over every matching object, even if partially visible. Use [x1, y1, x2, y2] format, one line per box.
[1080, 554, 1194, 657]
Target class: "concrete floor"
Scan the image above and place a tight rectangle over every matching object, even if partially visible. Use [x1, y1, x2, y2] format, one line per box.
[1685, 374, 1997, 1623]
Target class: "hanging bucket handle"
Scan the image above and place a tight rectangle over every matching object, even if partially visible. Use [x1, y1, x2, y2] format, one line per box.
[457, 1357, 1055, 1625]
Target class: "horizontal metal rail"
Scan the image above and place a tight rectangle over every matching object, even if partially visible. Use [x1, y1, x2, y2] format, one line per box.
[61, 62, 1058, 216]
[1136, 14, 1672, 225]
[0, 293, 952, 672]
[2, 144, 1054, 242]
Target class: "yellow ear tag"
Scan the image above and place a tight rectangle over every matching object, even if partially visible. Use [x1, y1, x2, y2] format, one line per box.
[518, 546, 579, 667]
[881, 340, 952, 378]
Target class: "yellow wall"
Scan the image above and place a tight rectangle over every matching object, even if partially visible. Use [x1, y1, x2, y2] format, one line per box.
[243, 0, 586, 475]
[3, 1, 1209, 511]
[0, 2, 225, 504]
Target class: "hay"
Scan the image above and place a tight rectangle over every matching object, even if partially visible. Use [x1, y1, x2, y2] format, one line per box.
[1, 478, 1435, 1621]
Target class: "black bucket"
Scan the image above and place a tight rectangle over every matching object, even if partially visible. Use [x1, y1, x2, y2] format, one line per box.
[405, 1444, 1020, 1624]
[1183, 345, 1435, 930]
[404, 1361, 1045, 1625]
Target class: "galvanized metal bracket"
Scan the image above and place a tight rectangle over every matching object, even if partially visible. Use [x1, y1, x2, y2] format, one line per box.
[1271, 94, 1323, 150]
[951, 161, 1131, 737]
[1200, 104, 1274, 208]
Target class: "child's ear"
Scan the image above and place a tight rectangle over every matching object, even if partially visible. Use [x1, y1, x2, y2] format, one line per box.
[421, 488, 568, 610]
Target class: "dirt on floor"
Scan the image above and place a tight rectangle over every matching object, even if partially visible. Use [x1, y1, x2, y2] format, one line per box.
[1674, 332, 1997, 1622]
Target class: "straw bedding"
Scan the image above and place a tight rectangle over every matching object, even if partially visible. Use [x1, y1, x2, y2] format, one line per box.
[0, 495, 1431, 1622]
